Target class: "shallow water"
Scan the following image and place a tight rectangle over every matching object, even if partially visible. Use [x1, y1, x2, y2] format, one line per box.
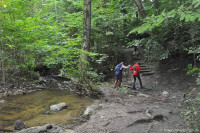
[0, 90, 93, 129]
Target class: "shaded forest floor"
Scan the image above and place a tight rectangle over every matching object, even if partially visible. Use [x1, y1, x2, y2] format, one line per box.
[74, 49, 198, 133]
[0, 48, 198, 133]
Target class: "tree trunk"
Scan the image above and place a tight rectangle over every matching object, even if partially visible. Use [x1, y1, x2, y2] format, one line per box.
[82, 0, 91, 60]
[80, 0, 91, 71]
[192, 37, 196, 67]
[153, 0, 160, 15]
[134, 0, 147, 18]
[1, 49, 5, 89]
[0, 23, 6, 89]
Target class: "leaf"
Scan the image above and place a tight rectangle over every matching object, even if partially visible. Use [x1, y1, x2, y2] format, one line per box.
[194, 2, 200, 8]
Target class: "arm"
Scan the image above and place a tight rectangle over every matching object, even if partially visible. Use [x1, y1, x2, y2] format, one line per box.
[137, 66, 141, 73]
[122, 64, 130, 69]
[119, 64, 123, 70]
[129, 66, 133, 70]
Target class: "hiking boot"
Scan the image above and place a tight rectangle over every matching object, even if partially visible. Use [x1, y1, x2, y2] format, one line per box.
[132, 87, 136, 90]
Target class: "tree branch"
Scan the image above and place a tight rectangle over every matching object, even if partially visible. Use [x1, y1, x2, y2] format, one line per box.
[134, 0, 147, 18]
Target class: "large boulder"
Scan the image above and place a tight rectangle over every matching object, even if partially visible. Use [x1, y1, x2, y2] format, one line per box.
[83, 104, 104, 117]
[83, 107, 94, 117]
[50, 102, 68, 112]
[14, 120, 27, 130]
[13, 89, 27, 95]
[0, 100, 6, 103]
[59, 129, 77, 133]
[16, 124, 52, 133]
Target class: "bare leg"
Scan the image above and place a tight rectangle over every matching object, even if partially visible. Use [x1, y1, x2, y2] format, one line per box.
[114, 78, 118, 88]
[118, 75, 122, 87]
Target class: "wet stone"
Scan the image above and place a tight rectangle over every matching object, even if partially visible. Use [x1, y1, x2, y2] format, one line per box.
[50, 102, 68, 112]
[14, 120, 27, 130]
[0, 100, 6, 103]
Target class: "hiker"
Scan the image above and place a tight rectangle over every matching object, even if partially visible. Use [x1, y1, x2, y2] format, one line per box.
[133, 43, 139, 57]
[114, 62, 130, 88]
[129, 62, 143, 90]
[133, 43, 139, 54]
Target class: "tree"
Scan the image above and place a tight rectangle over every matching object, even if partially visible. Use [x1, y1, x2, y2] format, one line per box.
[0, 0, 6, 89]
[80, 0, 91, 69]
[0, 22, 5, 89]
[83, 0, 91, 57]
[134, 0, 146, 18]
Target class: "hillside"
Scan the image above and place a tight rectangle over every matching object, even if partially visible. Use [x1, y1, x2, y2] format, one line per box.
[74, 48, 197, 133]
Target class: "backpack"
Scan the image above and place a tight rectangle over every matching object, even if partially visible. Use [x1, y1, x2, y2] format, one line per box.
[115, 64, 122, 71]
[132, 66, 138, 75]
[115, 64, 122, 75]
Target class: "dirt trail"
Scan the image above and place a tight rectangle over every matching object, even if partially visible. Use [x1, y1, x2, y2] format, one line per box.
[74, 48, 197, 133]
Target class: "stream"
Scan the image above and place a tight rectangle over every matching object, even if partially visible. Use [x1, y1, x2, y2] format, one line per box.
[0, 89, 93, 130]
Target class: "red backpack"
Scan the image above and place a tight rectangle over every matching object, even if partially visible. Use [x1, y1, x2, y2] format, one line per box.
[132, 66, 138, 76]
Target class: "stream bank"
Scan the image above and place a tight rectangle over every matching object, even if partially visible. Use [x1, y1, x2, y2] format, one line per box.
[72, 50, 198, 133]
[73, 64, 197, 133]
[0, 75, 98, 133]
[0, 48, 199, 133]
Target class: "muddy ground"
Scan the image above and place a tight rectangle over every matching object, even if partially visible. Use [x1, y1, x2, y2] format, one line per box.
[0, 48, 198, 133]
[74, 55, 198, 133]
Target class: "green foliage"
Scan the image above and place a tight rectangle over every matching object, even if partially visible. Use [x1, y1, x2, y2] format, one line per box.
[127, 40, 141, 48]
[130, 0, 200, 34]
[196, 73, 200, 85]
[186, 64, 200, 86]
[183, 64, 200, 130]
[127, 0, 200, 64]
[0, 0, 99, 87]
[117, 86, 128, 94]
[187, 64, 200, 76]
[1, 0, 200, 91]
[182, 94, 200, 132]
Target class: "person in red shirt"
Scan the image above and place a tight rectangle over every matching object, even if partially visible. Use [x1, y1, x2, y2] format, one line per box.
[129, 62, 143, 90]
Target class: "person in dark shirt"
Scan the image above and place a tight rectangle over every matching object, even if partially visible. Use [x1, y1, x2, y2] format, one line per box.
[114, 62, 130, 88]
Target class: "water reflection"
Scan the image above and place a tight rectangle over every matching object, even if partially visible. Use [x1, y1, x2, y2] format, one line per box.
[0, 90, 93, 129]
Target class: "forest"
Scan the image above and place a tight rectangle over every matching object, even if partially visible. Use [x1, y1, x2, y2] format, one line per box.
[0, 0, 200, 132]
